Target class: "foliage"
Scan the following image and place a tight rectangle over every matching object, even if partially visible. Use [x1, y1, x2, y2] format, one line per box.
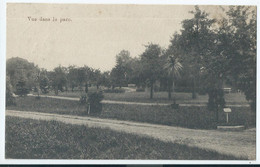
[139, 43, 163, 99]
[110, 64, 126, 88]
[168, 6, 216, 99]
[48, 66, 67, 95]
[6, 77, 16, 106]
[6, 57, 38, 92]
[163, 54, 183, 100]
[79, 95, 87, 104]
[87, 91, 104, 115]
[14, 80, 29, 96]
[224, 6, 256, 112]
[67, 65, 79, 92]
[39, 76, 49, 94]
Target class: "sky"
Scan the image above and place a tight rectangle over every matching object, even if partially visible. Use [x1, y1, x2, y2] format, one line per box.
[6, 4, 229, 71]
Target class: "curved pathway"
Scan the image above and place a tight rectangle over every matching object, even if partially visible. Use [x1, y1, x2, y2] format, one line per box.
[6, 109, 255, 160]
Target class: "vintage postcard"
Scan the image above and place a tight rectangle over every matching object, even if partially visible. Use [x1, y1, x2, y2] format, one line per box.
[4, 2, 257, 162]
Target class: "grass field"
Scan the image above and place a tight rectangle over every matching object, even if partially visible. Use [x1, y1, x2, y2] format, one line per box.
[32, 89, 249, 104]
[7, 96, 255, 129]
[5, 117, 244, 159]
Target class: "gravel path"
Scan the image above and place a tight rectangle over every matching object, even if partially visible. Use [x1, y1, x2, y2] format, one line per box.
[6, 109, 255, 160]
[28, 94, 250, 107]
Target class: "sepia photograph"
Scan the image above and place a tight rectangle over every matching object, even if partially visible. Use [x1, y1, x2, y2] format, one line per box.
[5, 3, 256, 160]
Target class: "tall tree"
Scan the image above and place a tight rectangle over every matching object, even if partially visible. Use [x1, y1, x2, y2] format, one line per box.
[171, 6, 215, 99]
[140, 43, 163, 99]
[224, 6, 256, 112]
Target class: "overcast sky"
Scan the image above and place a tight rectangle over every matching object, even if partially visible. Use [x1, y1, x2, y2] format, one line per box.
[7, 4, 228, 71]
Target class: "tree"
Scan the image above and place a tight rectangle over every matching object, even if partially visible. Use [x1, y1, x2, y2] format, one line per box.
[163, 55, 183, 100]
[49, 66, 67, 95]
[224, 6, 256, 112]
[171, 6, 215, 99]
[110, 64, 126, 89]
[6, 57, 38, 93]
[39, 69, 49, 94]
[140, 43, 163, 99]
[200, 50, 227, 123]
[67, 65, 78, 92]
[116, 50, 133, 83]
[93, 69, 102, 89]
[99, 71, 111, 88]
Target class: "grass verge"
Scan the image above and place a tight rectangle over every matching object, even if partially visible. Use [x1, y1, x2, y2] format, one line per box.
[7, 96, 255, 129]
[5, 116, 245, 159]
[32, 90, 248, 104]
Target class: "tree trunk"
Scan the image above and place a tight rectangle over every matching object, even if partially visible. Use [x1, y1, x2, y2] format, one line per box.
[216, 105, 219, 124]
[37, 86, 40, 98]
[85, 83, 88, 93]
[192, 77, 197, 99]
[168, 79, 172, 100]
[150, 81, 154, 99]
[55, 88, 58, 95]
[172, 80, 175, 102]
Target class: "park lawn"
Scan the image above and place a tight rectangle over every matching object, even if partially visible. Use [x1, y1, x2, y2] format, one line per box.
[6, 96, 255, 129]
[5, 116, 244, 159]
[32, 89, 249, 105]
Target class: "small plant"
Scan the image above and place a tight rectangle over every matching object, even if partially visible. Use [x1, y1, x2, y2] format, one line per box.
[79, 95, 87, 104]
[87, 91, 104, 115]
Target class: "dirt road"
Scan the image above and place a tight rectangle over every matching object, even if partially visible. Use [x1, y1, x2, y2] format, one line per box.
[6, 109, 255, 160]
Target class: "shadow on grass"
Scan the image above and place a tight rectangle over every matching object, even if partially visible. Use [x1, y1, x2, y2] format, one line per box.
[5, 117, 246, 160]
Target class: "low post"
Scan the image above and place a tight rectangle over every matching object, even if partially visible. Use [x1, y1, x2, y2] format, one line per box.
[226, 112, 229, 123]
[223, 108, 232, 124]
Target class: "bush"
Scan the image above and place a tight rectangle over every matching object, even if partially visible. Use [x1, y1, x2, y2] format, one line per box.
[103, 88, 125, 93]
[87, 91, 104, 115]
[6, 77, 16, 106]
[79, 95, 87, 104]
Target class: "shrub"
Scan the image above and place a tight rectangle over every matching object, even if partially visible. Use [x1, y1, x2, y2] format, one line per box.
[79, 95, 87, 104]
[87, 91, 104, 115]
